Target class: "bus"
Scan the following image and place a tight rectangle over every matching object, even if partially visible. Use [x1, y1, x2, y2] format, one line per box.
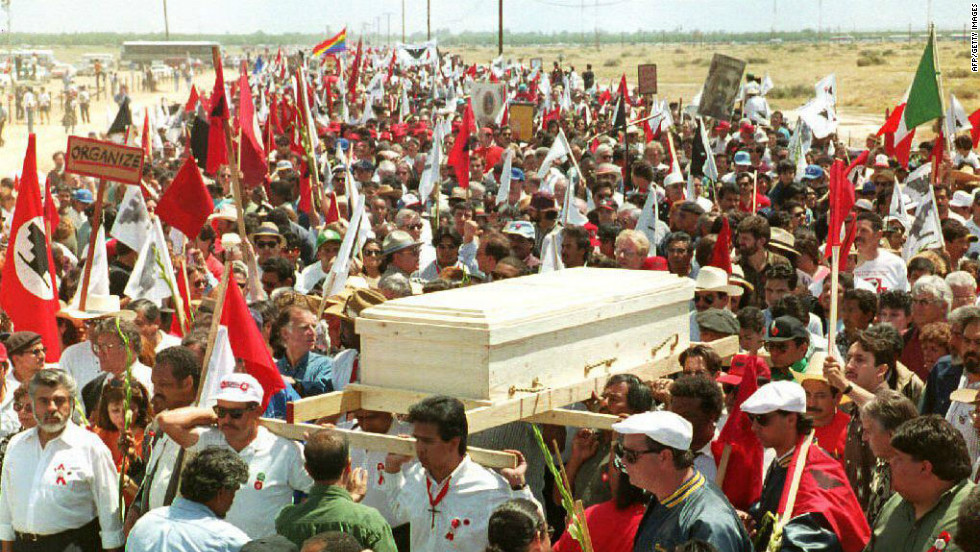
[120, 41, 219, 65]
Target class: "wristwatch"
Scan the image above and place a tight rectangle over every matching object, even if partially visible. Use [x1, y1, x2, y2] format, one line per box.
[843, 383, 854, 395]
[510, 481, 527, 491]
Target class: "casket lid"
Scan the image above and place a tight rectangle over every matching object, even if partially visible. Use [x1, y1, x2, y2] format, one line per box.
[359, 267, 693, 331]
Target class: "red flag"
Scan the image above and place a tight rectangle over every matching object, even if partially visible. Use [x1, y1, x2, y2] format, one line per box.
[206, 53, 230, 175]
[347, 39, 363, 97]
[711, 354, 763, 510]
[970, 108, 980, 148]
[826, 159, 853, 252]
[708, 216, 733, 274]
[931, 130, 944, 183]
[157, 155, 215, 238]
[298, 173, 313, 215]
[877, 103, 915, 169]
[618, 74, 630, 106]
[777, 438, 871, 552]
[542, 105, 561, 126]
[386, 50, 397, 82]
[184, 85, 200, 112]
[141, 109, 152, 160]
[0, 135, 61, 362]
[324, 191, 340, 224]
[220, 280, 285, 410]
[598, 88, 612, 108]
[844, 149, 870, 183]
[448, 100, 476, 189]
[237, 62, 267, 188]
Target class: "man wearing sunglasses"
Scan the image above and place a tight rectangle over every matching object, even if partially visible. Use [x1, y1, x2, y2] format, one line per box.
[764, 316, 811, 382]
[158, 373, 313, 539]
[742, 381, 870, 552]
[691, 266, 743, 341]
[612, 410, 752, 552]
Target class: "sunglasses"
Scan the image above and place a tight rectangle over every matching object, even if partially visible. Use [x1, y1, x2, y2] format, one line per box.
[256, 240, 280, 249]
[406, 223, 424, 230]
[747, 413, 776, 426]
[213, 405, 255, 420]
[694, 294, 715, 306]
[764, 341, 790, 353]
[613, 441, 661, 464]
[364, 249, 382, 257]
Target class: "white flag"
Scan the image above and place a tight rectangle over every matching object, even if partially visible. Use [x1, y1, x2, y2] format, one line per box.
[814, 73, 837, 106]
[326, 195, 366, 297]
[124, 217, 176, 306]
[798, 96, 838, 139]
[111, 185, 152, 252]
[760, 74, 774, 96]
[903, 187, 945, 261]
[417, 124, 443, 202]
[946, 93, 972, 137]
[561, 172, 590, 227]
[497, 149, 514, 206]
[538, 230, 564, 273]
[635, 185, 665, 248]
[70, 226, 109, 308]
[196, 326, 236, 408]
[537, 129, 572, 179]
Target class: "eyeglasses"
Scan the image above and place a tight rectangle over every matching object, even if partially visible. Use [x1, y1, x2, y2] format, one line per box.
[255, 240, 280, 249]
[747, 413, 776, 426]
[764, 341, 790, 353]
[26, 346, 46, 356]
[213, 405, 255, 420]
[13, 402, 32, 413]
[694, 294, 715, 306]
[92, 342, 123, 355]
[364, 249, 382, 257]
[614, 441, 659, 464]
[406, 223, 424, 230]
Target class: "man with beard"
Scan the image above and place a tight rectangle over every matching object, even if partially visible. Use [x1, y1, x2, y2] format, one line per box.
[940, 307, 980, 465]
[736, 215, 789, 308]
[0, 369, 124, 551]
[560, 374, 653, 508]
[125, 346, 201, 532]
[852, 212, 909, 293]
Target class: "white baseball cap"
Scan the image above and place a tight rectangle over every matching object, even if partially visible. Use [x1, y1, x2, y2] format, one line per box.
[612, 411, 693, 450]
[214, 373, 264, 405]
[950, 190, 974, 209]
[742, 381, 806, 414]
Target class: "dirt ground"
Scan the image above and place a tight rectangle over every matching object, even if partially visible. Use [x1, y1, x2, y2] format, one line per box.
[2, 39, 974, 174]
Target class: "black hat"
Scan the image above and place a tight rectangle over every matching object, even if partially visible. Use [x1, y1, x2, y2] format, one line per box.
[5, 331, 41, 356]
[696, 309, 740, 336]
[765, 316, 808, 342]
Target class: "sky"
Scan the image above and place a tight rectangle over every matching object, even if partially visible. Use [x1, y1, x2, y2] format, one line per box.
[9, 0, 965, 36]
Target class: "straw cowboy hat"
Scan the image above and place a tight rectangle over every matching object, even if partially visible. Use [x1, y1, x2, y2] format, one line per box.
[694, 266, 743, 297]
[61, 293, 136, 321]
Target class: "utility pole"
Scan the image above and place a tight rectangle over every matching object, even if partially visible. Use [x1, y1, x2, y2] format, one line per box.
[162, 0, 170, 40]
[427, 0, 431, 40]
[385, 12, 392, 45]
[402, 0, 406, 42]
[498, 0, 503, 55]
[817, 0, 822, 43]
[594, 0, 599, 50]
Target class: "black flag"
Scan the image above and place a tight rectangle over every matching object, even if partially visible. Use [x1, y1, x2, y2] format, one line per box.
[690, 120, 709, 179]
[190, 114, 210, 171]
[108, 97, 132, 135]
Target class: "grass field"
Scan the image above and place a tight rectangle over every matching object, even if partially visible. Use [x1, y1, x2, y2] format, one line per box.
[0, 40, 974, 175]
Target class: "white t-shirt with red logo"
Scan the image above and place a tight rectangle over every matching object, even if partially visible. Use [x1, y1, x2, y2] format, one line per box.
[853, 249, 909, 292]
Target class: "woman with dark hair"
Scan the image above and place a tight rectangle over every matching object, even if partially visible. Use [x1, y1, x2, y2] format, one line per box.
[553, 458, 647, 552]
[91, 380, 152, 505]
[486, 498, 551, 552]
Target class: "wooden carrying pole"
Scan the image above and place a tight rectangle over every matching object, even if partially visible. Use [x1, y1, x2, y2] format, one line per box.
[78, 179, 107, 311]
[194, 263, 231, 406]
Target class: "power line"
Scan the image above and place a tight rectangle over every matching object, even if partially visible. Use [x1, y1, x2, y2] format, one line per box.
[526, 0, 628, 8]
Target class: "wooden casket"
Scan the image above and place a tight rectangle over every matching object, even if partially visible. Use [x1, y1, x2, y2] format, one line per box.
[356, 267, 694, 401]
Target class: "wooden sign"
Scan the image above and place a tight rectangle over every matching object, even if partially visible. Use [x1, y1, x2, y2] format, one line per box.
[637, 63, 658, 95]
[508, 102, 535, 143]
[66, 136, 145, 185]
[697, 54, 746, 121]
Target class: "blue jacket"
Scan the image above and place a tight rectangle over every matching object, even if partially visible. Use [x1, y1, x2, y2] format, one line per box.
[920, 355, 962, 416]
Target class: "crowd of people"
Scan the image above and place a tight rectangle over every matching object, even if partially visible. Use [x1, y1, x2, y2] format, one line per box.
[0, 34, 977, 552]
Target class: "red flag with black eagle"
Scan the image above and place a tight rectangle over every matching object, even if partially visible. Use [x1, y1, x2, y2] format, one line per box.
[0, 135, 61, 362]
[826, 159, 854, 255]
[206, 52, 230, 175]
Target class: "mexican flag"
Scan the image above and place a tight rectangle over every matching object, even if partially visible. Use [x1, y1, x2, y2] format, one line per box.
[903, 26, 943, 130]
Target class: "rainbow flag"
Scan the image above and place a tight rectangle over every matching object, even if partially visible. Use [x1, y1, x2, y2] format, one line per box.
[313, 28, 347, 56]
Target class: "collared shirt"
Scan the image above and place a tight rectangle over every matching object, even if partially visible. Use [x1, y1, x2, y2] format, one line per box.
[276, 351, 334, 397]
[138, 425, 182, 512]
[867, 479, 975, 552]
[275, 484, 397, 551]
[125, 497, 250, 552]
[0, 422, 123, 548]
[188, 426, 314, 539]
[695, 436, 718, 482]
[946, 376, 980, 463]
[341, 418, 414, 526]
[380, 455, 537, 552]
[58, 340, 103, 396]
[633, 470, 753, 552]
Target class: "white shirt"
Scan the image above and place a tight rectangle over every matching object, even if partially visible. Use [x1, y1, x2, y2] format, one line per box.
[188, 426, 313, 539]
[140, 429, 182, 511]
[155, 331, 182, 353]
[0, 423, 123, 548]
[695, 439, 718, 482]
[104, 360, 155, 398]
[954, 151, 980, 170]
[966, 217, 980, 258]
[295, 262, 327, 294]
[58, 341, 102, 396]
[342, 418, 415, 526]
[0, 372, 23, 437]
[331, 348, 358, 392]
[947, 376, 980, 464]
[380, 455, 537, 552]
[853, 249, 909, 292]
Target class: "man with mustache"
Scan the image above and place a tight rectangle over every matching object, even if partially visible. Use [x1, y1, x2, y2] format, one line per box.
[124, 346, 201, 533]
[940, 307, 980, 466]
[799, 353, 849, 462]
[0, 369, 124, 551]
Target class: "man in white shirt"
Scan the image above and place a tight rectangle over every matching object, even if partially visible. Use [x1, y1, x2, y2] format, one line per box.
[381, 396, 536, 552]
[80, 317, 153, 417]
[158, 373, 313, 539]
[852, 212, 909, 293]
[0, 332, 46, 437]
[0, 369, 123, 551]
[128, 299, 182, 353]
[296, 229, 342, 294]
[125, 346, 201, 532]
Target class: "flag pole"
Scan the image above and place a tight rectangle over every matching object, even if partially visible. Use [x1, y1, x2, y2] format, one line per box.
[211, 47, 249, 245]
[751, 170, 758, 214]
[195, 263, 231, 407]
[78, 179, 107, 311]
[930, 24, 955, 163]
[827, 245, 841, 354]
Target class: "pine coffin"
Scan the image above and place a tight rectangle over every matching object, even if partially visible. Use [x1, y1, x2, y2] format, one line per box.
[355, 267, 694, 401]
